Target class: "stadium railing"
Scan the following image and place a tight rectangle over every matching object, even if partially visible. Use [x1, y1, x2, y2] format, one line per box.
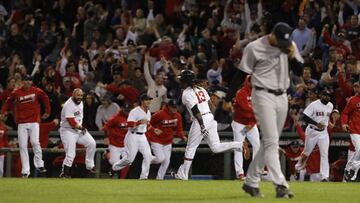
[1, 131, 350, 179]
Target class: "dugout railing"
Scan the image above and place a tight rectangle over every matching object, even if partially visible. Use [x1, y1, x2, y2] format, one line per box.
[0, 131, 350, 179]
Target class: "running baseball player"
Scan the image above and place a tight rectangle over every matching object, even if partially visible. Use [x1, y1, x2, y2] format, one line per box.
[148, 99, 187, 179]
[224, 22, 303, 198]
[112, 93, 154, 180]
[295, 90, 333, 181]
[173, 69, 242, 180]
[59, 88, 96, 178]
[232, 75, 260, 180]
[341, 82, 360, 182]
[0, 75, 50, 177]
[102, 103, 132, 179]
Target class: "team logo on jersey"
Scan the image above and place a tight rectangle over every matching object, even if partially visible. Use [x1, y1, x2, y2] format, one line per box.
[315, 112, 324, 116]
[74, 111, 80, 116]
[162, 119, 178, 127]
[18, 94, 36, 104]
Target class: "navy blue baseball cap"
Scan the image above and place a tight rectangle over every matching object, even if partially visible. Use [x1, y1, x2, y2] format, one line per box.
[272, 22, 292, 48]
[139, 93, 152, 101]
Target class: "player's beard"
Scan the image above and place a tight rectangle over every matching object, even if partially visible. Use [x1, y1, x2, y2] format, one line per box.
[320, 99, 329, 105]
[72, 97, 82, 105]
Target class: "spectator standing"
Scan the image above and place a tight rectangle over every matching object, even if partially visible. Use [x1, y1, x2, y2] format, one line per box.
[144, 52, 167, 113]
[95, 95, 120, 130]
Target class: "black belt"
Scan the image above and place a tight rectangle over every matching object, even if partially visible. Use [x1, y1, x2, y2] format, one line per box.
[254, 86, 285, 96]
[131, 132, 145, 135]
[309, 125, 324, 132]
[201, 112, 211, 116]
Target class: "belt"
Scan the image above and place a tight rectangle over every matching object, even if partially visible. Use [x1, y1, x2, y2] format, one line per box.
[309, 125, 324, 132]
[201, 112, 212, 116]
[254, 86, 285, 96]
[131, 131, 145, 135]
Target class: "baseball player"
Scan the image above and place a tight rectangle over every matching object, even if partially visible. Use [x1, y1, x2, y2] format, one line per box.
[59, 88, 96, 178]
[112, 93, 154, 180]
[102, 103, 132, 179]
[0, 75, 51, 177]
[232, 75, 260, 180]
[295, 90, 334, 181]
[174, 69, 242, 180]
[148, 99, 187, 180]
[0, 118, 9, 177]
[224, 22, 304, 198]
[341, 82, 360, 182]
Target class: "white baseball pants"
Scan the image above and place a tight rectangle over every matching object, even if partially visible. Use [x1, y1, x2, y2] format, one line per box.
[303, 127, 329, 180]
[108, 145, 126, 166]
[60, 128, 96, 170]
[231, 121, 260, 176]
[176, 117, 242, 180]
[151, 142, 172, 179]
[18, 122, 44, 175]
[0, 155, 4, 177]
[245, 90, 289, 188]
[345, 134, 360, 180]
[112, 132, 153, 179]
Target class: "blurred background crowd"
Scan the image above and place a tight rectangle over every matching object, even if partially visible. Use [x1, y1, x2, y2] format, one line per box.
[0, 0, 359, 179]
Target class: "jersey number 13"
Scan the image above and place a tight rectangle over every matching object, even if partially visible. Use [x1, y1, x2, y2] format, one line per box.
[195, 91, 206, 103]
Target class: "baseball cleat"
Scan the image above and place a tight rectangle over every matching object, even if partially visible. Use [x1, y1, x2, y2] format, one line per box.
[344, 169, 356, 182]
[22, 173, 30, 178]
[36, 167, 47, 173]
[242, 184, 263, 198]
[170, 171, 181, 180]
[275, 185, 294, 199]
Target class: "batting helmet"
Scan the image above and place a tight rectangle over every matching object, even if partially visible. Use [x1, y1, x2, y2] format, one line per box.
[178, 69, 195, 84]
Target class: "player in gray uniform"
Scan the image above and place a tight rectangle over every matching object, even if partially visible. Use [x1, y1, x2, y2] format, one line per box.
[224, 22, 304, 198]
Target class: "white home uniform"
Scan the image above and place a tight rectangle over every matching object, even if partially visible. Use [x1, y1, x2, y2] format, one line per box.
[112, 106, 154, 179]
[175, 86, 242, 180]
[301, 99, 333, 180]
[59, 98, 96, 170]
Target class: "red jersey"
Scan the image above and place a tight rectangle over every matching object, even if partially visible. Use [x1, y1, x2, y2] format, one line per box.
[102, 110, 128, 148]
[233, 77, 256, 126]
[0, 123, 9, 155]
[284, 146, 303, 175]
[148, 106, 186, 145]
[295, 123, 320, 174]
[341, 95, 360, 134]
[1, 86, 51, 124]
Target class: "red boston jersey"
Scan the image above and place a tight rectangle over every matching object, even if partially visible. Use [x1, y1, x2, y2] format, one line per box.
[148, 107, 185, 145]
[1, 86, 51, 124]
[102, 110, 128, 147]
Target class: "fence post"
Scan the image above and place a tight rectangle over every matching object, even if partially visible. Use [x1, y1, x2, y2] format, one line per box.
[223, 151, 231, 180]
[95, 151, 101, 178]
[6, 151, 12, 177]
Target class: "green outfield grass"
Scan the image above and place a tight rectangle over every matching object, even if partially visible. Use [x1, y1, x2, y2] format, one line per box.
[0, 179, 359, 203]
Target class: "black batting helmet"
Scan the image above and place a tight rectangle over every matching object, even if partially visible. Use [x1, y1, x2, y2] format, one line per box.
[178, 69, 195, 84]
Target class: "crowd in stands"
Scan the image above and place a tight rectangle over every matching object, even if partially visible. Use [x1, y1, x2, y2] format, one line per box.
[0, 0, 359, 180]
